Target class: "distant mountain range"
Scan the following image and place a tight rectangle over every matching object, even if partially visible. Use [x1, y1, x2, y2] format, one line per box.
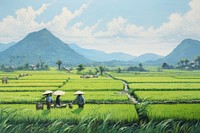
[0, 28, 200, 66]
[156, 39, 200, 65]
[0, 42, 15, 52]
[132, 53, 163, 62]
[69, 44, 136, 61]
[69, 44, 163, 62]
[0, 28, 90, 65]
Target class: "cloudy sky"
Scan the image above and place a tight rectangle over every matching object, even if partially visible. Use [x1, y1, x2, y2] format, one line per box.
[0, 0, 200, 56]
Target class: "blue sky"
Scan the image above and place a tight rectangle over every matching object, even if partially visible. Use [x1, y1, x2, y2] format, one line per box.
[0, 0, 199, 56]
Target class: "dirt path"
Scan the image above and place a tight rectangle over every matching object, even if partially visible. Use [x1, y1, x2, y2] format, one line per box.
[106, 74, 139, 104]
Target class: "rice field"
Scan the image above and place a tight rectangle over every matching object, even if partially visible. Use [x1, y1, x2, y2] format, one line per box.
[0, 91, 128, 103]
[61, 77, 123, 91]
[0, 104, 138, 122]
[135, 91, 200, 101]
[1, 68, 200, 129]
[148, 104, 200, 120]
[129, 83, 200, 91]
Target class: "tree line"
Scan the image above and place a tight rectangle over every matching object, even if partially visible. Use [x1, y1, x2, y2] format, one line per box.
[162, 56, 200, 70]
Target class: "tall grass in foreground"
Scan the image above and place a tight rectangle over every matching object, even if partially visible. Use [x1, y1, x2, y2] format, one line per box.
[0, 108, 200, 133]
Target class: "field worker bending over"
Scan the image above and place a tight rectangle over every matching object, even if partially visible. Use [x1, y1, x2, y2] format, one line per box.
[73, 91, 85, 108]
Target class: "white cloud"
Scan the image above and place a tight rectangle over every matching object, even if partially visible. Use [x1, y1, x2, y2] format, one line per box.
[0, 0, 200, 56]
[0, 3, 50, 42]
[46, 3, 89, 38]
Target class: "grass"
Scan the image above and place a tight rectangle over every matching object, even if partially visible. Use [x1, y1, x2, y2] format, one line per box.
[0, 87, 58, 92]
[0, 82, 63, 87]
[0, 104, 138, 122]
[62, 78, 123, 91]
[118, 77, 200, 83]
[135, 91, 200, 101]
[1, 69, 200, 132]
[0, 91, 129, 103]
[148, 104, 200, 120]
[129, 83, 200, 91]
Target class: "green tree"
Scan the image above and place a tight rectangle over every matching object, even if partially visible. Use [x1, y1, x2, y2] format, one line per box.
[162, 62, 169, 69]
[24, 63, 29, 70]
[40, 61, 45, 69]
[195, 56, 200, 66]
[117, 67, 121, 73]
[76, 64, 85, 73]
[139, 63, 143, 71]
[180, 59, 185, 67]
[36, 63, 40, 69]
[95, 68, 99, 75]
[98, 66, 106, 75]
[184, 59, 189, 66]
[56, 60, 62, 70]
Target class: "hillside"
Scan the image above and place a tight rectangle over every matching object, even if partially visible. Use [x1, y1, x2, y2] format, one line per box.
[157, 39, 200, 64]
[132, 53, 163, 62]
[0, 42, 15, 52]
[0, 28, 90, 66]
[69, 44, 136, 61]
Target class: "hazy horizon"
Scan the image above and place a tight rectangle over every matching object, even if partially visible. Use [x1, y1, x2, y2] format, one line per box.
[0, 0, 200, 56]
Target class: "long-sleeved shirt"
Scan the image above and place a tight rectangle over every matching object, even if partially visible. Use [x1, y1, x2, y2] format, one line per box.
[46, 95, 52, 103]
[56, 96, 61, 106]
[74, 95, 85, 105]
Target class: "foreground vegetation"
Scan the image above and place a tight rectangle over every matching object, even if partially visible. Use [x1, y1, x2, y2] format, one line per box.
[1, 107, 200, 133]
[0, 68, 200, 132]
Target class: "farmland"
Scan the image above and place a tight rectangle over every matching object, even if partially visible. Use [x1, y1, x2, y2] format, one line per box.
[0, 69, 200, 132]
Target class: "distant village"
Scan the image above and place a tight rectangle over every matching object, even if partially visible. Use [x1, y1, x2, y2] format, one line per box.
[162, 56, 200, 70]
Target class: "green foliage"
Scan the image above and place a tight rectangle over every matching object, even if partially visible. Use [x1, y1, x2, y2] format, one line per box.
[116, 67, 121, 73]
[0, 68, 200, 132]
[135, 91, 200, 101]
[76, 64, 85, 73]
[56, 60, 62, 70]
[98, 66, 106, 75]
[148, 104, 200, 120]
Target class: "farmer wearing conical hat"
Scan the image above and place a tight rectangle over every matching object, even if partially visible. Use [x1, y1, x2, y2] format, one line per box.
[73, 91, 85, 108]
[43, 90, 53, 110]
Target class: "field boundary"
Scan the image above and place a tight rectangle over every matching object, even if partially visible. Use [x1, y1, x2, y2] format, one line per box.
[105, 73, 139, 104]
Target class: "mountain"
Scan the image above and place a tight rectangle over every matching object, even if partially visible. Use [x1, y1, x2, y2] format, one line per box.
[132, 53, 163, 62]
[157, 39, 200, 64]
[0, 28, 90, 66]
[0, 42, 15, 52]
[69, 44, 136, 61]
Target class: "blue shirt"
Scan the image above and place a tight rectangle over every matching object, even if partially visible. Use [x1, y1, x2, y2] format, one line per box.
[46, 95, 52, 102]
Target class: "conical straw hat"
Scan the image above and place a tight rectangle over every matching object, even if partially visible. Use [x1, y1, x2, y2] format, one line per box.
[43, 90, 53, 95]
[53, 90, 66, 95]
[74, 91, 85, 95]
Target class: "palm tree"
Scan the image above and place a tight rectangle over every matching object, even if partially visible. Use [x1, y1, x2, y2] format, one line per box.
[76, 64, 85, 72]
[95, 68, 99, 75]
[139, 63, 143, 70]
[180, 59, 185, 67]
[162, 62, 169, 69]
[56, 60, 62, 70]
[195, 56, 200, 66]
[98, 66, 106, 75]
[184, 59, 189, 66]
[117, 67, 121, 73]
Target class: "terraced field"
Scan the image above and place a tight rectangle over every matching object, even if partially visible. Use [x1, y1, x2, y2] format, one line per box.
[0, 104, 138, 122]
[108, 70, 200, 120]
[1, 69, 200, 127]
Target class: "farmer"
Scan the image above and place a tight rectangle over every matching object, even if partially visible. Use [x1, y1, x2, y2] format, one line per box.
[55, 95, 61, 106]
[43, 90, 53, 110]
[73, 91, 85, 108]
[46, 94, 53, 110]
[53, 90, 66, 107]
